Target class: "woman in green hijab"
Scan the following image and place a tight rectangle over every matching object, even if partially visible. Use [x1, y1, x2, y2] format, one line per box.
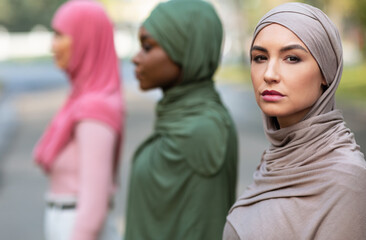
[125, 1, 238, 239]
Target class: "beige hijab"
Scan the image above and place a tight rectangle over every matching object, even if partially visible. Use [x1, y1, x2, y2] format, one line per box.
[224, 2, 366, 240]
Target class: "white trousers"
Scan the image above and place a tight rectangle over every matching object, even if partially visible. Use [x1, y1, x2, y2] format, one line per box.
[44, 206, 121, 240]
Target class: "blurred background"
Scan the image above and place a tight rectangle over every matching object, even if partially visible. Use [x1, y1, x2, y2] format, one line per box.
[0, 0, 365, 239]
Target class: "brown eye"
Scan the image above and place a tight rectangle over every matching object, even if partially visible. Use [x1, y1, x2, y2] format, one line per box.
[285, 56, 301, 63]
[252, 55, 267, 63]
[142, 44, 152, 52]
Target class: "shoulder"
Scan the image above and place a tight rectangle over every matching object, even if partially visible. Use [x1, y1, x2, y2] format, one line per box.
[176, 112, 235, 176]
[328, 156, 366, 192]
[186, 108, 233, 135]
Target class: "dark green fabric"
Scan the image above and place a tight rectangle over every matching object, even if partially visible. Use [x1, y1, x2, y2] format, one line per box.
[125, 1, 238, 239]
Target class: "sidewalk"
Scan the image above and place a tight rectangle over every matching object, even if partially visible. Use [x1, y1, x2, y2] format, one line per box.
[0, 95, 17, 161]
[0, 89, 66, 239]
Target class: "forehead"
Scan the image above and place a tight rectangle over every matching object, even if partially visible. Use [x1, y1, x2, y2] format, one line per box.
[253, 23, 306, 48]
[139, 26, 147, 35]
[138, 26, 153, 39]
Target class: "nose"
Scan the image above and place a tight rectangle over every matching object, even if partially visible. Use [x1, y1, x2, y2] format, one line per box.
[51, 37, 57, 54]
[132, 51, 142, 66]
[263, 60, 280, 84]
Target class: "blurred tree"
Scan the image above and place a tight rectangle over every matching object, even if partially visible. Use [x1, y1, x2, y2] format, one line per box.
[0, 0, 67, 31]
[352, 0, 366, 56]
[354, 0, 366, 30]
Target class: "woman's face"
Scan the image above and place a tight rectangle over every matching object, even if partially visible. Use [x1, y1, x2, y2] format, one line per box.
[51, 31, 72, 70]
[250, 24, 326, 128]
[133, 27, 181, 91]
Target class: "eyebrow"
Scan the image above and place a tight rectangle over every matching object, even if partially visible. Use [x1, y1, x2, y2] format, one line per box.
[280, 44, 308, 53]
[140, 34, 154, 42]
[251, 44, 309, 54]
[251, 45, 267, 53]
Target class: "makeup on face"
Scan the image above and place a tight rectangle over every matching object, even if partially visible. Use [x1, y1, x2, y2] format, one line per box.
[261, 90, 284, 102]
[250, 24, 325, 128]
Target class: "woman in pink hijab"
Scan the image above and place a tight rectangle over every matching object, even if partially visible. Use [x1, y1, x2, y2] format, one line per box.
[33, 0, 123, 239]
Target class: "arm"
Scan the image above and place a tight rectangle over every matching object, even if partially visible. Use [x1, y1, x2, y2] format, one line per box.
[71, 120, 117, 240]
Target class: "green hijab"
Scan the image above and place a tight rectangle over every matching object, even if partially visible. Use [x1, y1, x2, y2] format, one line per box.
[126, 1, 237, 239]
[143, 0, 223, 84]
[142, 0, 230, 176]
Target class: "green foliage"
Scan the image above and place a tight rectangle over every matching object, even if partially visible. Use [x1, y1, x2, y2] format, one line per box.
[215, 64, 250, 83]
[0, 0, 68, 31]
[353, 0, 366, 29]
[353, 0, 366, 56]
[337, 63, 366, 100]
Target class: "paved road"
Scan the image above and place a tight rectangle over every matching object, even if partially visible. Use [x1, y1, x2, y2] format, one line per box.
[0, 60, 364, 239]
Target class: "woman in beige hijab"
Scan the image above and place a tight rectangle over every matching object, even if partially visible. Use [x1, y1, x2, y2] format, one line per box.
[224, 2, 366, 239]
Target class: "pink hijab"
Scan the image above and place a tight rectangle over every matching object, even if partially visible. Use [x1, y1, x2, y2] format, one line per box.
[34, 0, 123, 172]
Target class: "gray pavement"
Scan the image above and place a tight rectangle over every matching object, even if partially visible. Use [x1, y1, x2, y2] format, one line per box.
[0, 60, 365, 239]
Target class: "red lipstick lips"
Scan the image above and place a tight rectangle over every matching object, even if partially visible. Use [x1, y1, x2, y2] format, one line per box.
[262, 90, 284, 96]
[261, 90, 284, 102]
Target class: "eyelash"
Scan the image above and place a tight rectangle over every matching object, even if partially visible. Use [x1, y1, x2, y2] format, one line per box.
[251, 55, 301, 63]
[142, 44, 152, 52]
[252, 55, 267, 63]
[285, 55, 301, 63]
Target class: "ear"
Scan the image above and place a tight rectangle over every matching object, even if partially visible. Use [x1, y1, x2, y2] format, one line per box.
[320, 77, 328, 92]
[321, 77, 327, 86]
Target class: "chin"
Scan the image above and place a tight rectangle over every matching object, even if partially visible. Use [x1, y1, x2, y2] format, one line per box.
[139, 83, 152, 91]
[55, 62, 67, 70]
[260, 107, 285, 118]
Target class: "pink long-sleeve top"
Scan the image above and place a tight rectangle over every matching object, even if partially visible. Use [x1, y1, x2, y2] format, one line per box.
[49, 120, 117, 240]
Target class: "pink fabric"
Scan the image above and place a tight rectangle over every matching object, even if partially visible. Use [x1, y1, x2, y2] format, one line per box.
[49, 121, 117, 240]
[72, 122, 116, 240]
[33, 0, 123, 172]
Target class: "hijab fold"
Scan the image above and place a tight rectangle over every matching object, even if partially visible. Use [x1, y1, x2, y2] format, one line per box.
[33, 0, 123, 172]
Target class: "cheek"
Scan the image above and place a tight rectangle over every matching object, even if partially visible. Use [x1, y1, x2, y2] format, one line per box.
[60, 41, 72, 68]
[291, 68, 323, 105]
[148, 52, 178, 79]
[65, 45, 72, 62]
[53, 41, 65, 57]
[55, 43, 72, 69]
[160, 59, 180, 79]
[250, 67, 263, 100]
[250, 63, 265, 84]
[51, 38, 61, 55]
[303, 65, 323, 93]
[140, 52, 161, 74]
